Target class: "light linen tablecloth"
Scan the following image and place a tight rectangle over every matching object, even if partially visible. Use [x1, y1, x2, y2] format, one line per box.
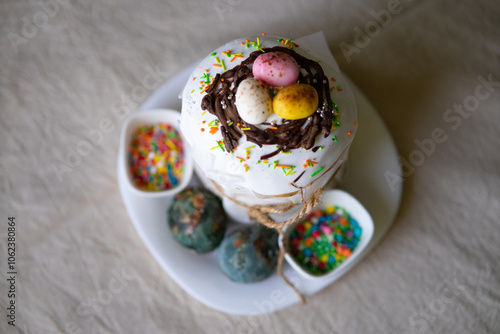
[1, 0, 499, 333]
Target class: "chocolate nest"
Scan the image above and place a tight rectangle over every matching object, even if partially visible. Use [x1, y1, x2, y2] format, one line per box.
[201, 46, 334, 160]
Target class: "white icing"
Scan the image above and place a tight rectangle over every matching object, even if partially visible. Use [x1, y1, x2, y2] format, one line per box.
[180, 36, 357, 211]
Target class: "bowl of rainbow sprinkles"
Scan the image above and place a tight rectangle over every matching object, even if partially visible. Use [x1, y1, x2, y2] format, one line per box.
[279, 189, 374, 281]
[119, 109, 193, 198]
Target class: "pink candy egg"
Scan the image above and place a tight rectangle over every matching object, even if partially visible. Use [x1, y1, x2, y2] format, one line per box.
[252, 52, 300, 88]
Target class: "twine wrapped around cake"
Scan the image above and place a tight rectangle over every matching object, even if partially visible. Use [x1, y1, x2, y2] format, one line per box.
[210, 180, 323, 230]
[246, 187, 322, 229]
[211, 180, 319, 304]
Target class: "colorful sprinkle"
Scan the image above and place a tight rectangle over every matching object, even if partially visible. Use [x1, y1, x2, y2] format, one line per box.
[201, 73, 211, 84]
[211, 140, 225, 152]
[288, 206, 361, 275]
[128, 123, 184, 191]
[200, 85, 210, 94]
[276, 164, 292, 169]
[310, 166, 324, 177]
[293, 171, 305, 183]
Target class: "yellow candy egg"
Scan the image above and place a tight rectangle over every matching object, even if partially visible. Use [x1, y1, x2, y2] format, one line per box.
[272, 84, 319, 120]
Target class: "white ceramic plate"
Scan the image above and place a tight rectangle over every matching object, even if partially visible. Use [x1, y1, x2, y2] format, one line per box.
[118, 33, 402, 315]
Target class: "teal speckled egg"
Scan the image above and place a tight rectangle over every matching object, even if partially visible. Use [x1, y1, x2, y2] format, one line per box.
[167, 188, 227, 253]
[217, 224, 279, 283]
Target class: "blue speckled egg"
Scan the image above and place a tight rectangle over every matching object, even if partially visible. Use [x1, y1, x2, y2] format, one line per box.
[167, 188, 227, 253]
[217, 224, 279, 283]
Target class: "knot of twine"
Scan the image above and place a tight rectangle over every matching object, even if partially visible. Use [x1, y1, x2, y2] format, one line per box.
[211, 180, 324, 305]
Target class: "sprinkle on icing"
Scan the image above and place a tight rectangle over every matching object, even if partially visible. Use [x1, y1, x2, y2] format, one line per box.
[277, 38, 299, 49]
[211, 140, 225, 152]
[310, 166, 324, 177]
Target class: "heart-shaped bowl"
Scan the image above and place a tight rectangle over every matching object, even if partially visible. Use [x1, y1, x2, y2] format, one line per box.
[279, 189, 374, 281]
[118, 109, 193, 198]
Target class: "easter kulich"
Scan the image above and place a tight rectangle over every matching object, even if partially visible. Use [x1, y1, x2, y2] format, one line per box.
[180, 35, 357, 210]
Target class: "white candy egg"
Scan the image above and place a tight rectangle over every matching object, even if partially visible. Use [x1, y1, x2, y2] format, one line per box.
[235, 78, 273, 125]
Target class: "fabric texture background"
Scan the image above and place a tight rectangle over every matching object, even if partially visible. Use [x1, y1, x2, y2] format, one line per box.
[1, 0, 499, 333]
